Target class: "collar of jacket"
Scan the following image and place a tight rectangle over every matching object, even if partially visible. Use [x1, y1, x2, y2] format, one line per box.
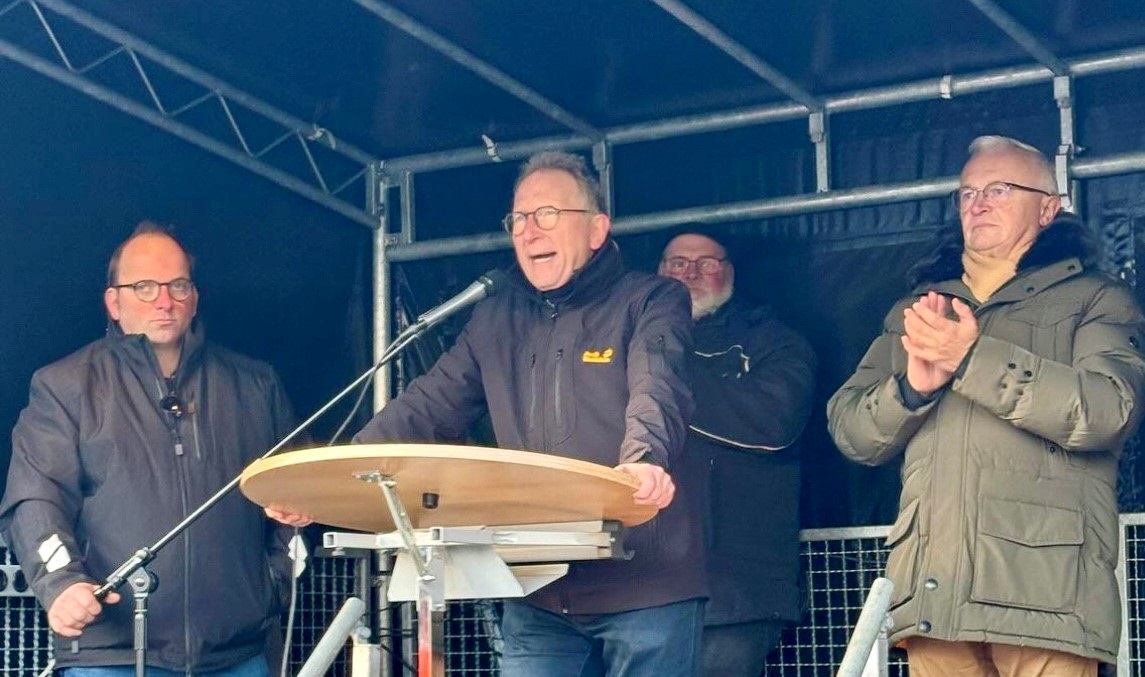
[509, 238, 625, 310]
[696, 296, 774, 329]
[907, 212, 1096, 288]
[106, 317, 206, 385]
[694, 296, 772, 342]
[922, 257, 1087, 307]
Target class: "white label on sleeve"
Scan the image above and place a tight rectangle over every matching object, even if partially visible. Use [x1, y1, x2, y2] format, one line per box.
[37, 534, 71, 573]
[288, 534, 308, 579]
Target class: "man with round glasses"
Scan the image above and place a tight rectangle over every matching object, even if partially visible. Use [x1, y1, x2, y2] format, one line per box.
[113, 278, 195, 301]
[353, 151, 705, 675]
[829, 135, 1145, 675]
[0, 222, 298, 676]
[659, 231, 816, 677]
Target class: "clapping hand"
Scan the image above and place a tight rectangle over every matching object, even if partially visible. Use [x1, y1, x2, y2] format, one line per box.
[901, 291, 978, 395]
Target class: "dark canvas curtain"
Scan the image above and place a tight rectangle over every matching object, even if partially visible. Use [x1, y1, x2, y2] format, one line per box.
[6, 63, 1145, 530]
[606, 85, 1145, 527]
[391, 87, 1145, 528]
[0, 67, 373, 489]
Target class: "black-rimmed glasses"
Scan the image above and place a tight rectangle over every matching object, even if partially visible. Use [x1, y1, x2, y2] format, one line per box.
[661, 256, 726, 275]
[502, 206, 596, 235]
[952, 181, 1054, 211]
[111, 278, 195, 302]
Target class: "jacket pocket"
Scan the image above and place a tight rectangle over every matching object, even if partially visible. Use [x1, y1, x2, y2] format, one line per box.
[971, 497, 1082, 612]
[1008, 301, 1082, 327]
[884, 498, 921, 608]
[1007, 301, 1080, 362]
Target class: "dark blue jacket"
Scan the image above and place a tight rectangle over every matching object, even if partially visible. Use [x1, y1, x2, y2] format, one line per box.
[0, 321, 296, 671]
[356, 241, 706, 613]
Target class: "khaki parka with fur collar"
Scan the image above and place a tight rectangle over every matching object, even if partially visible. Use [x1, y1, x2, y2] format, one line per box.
[828, 215, 1145, 663]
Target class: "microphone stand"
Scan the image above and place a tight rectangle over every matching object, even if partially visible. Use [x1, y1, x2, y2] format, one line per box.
[93, 321, 431, 676]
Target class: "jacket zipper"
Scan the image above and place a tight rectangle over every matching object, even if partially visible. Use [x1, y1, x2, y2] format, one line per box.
[158, 382, 194, 668]
[172, 424, 184, 456]
[153, 377, 185, 457]
[539, 299, 559, 447]
[189, 410, 203, 460]
[528, 353, 538, 431]
[145, 352, 196, 668]
[553, 348, 563, 425]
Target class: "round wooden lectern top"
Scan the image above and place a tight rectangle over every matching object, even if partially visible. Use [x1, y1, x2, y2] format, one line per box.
[239, 443, 657, 532]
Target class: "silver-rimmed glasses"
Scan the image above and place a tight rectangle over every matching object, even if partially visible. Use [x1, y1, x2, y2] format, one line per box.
[952, 181, 1054, 211]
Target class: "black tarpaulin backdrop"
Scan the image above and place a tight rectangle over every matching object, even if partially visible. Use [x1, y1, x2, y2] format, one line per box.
[3, 56, 1145, 528]
[392, 72, 1145, 527]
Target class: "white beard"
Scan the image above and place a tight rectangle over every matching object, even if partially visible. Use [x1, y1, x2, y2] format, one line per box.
[691, 285, 733, 320]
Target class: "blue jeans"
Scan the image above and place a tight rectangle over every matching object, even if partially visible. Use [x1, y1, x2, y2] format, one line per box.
[500, 599, 705, 677]
[63, 654, 269, 677]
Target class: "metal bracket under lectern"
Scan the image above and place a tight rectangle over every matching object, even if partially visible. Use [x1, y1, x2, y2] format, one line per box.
[325, 521, 624, 602]
[346, 470, 626, 677]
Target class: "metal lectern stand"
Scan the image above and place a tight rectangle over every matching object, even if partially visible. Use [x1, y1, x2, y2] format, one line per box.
[321, 471, 625, 677]
[238, 443, 657, 677]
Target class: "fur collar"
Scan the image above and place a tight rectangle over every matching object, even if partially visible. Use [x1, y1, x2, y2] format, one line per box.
[907, 213, 1096, 287]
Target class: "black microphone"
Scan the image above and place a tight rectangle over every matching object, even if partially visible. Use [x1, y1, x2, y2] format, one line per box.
[160, 394, 185, 418]
[413, 269, 508, 331]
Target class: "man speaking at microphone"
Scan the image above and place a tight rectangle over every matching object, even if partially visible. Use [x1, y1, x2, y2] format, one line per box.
[316, 150, 704, 675]
[1, 222, 297, 676]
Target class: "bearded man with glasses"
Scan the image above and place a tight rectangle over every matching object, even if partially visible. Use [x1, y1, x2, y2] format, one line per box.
[0, 222, 298, 677]
[828, 135, 1145, 675]
[658, 230, 816, 677]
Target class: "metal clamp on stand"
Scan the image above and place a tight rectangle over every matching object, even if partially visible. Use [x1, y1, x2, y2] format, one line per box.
[128, 567, 157, 677]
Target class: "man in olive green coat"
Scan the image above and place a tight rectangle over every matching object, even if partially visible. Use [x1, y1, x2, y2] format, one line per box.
[828, 135, 1145, 676]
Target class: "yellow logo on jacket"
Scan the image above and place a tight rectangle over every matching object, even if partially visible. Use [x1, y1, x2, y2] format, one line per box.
[582, 347, 614, 364]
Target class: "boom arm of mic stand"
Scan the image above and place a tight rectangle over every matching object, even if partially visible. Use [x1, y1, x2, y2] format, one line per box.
[94, 324, 429, 600]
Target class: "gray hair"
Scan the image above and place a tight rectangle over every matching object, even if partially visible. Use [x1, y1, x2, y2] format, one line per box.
[515, 151, 605, 213]
[967, 135, 1057, 193]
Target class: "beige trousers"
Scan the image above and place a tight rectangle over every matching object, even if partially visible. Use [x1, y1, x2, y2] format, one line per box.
[904, 637, 1098, 677]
